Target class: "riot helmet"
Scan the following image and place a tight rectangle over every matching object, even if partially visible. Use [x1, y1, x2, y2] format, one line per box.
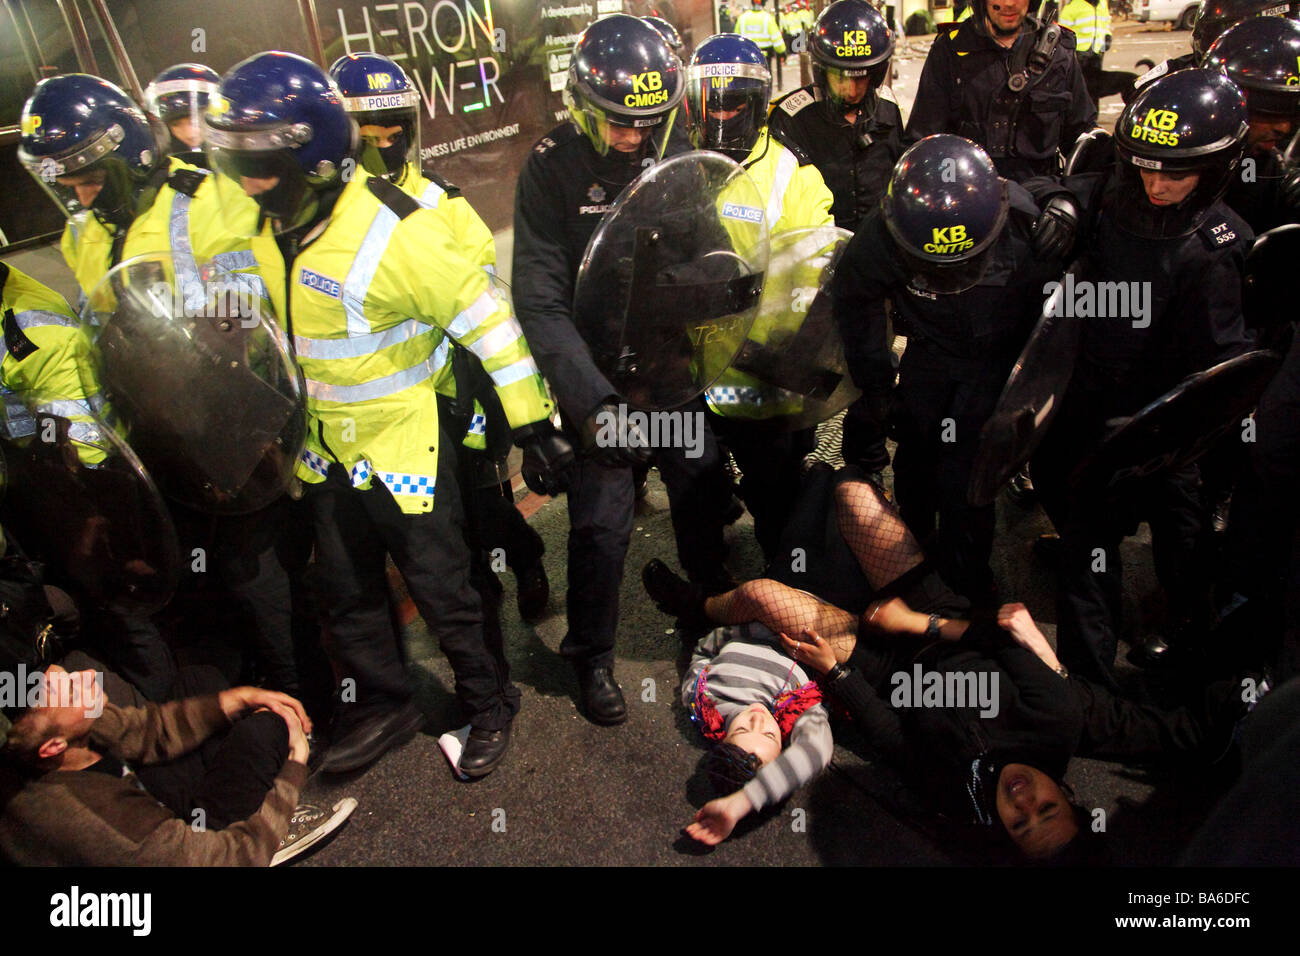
[204, 51, 358, 232]
[1111, 68, 1249, 238]
[1204, 14, 1300, 149]
[880, 134, 1010, 294]
[643, 16, 684, 52]
[18, 74, 163, 231]
[145, 63, 220, 158]
[329, 53, 421, 185]
[564, 14, 684, 159]
[809, 0, 894, 116]
[684, 34, 772, 161]
[1193, 0, 1300, 61]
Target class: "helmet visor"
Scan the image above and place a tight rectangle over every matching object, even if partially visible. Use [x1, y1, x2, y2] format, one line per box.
[343, 88, 421, 182]
[684, 62, 770, 160]
[564, 87, 675, 158]
[21, 152, 137, 226]
[144, 80, 215, 157]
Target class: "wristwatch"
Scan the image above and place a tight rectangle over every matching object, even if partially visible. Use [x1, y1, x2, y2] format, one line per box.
[925, 613, 941, 639]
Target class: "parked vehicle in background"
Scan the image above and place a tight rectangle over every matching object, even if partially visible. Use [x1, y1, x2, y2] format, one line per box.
[1134, 0, 1203, 29]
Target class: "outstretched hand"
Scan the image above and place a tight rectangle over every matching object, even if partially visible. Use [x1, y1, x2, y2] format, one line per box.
[683, 790, 753, 846]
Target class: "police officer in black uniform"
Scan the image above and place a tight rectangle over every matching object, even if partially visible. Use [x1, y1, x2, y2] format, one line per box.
[512, 15, 701, 725]
[906, 0, 1097, 182]
[1030, 69, 1256, 688]
[831, 134, 1069, 603]
[1207, 16, 1300, 234]
[768, 0, 904, 233]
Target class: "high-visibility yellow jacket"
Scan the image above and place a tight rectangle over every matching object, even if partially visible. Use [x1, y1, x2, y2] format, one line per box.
[0, 263, 106, 462]
[797, 7, 815, 30]
[737, 9, 788, 54]
[61, 157, 270, 307]
[779, 10, 801, 35]
[254, 169, 553, 514]
[396, 161, 497, 451]
[1060, 0, 1111, 55]
[706, 127, 834, 419]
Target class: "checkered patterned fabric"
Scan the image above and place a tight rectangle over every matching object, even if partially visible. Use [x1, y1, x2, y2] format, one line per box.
[467, 413, 487, 436]
[300, 448, 332, 478]
[706, 386, 765, 406]
[350, 460, 372, 486]
[379, 472, 436, 496]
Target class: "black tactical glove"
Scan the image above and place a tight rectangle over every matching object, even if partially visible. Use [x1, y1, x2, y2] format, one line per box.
[1031, 194, 1080, 261]
[841, 395, 892, 474]
[582, 397, 654, 467]
[514, 420, 576, 497]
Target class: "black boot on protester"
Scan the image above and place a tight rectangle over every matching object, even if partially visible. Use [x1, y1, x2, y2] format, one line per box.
[642, 559, 713, 630]
[576, 665, 627, 725]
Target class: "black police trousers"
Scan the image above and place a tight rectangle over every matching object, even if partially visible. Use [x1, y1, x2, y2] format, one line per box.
[891, 343, 1006, 605]
[1032, 404, 1208, 689]
[307, 429, 519, 732]
[561, 400, 731, 669]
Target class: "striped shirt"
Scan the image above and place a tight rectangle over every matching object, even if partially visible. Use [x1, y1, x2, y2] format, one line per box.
[683, 623, 834, 811]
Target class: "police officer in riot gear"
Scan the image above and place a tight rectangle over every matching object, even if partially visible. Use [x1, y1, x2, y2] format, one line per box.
[1207, 16, 1300, 233]
[767, 0, 907, 477]
[683, 33, 835, 564]
[907, 0, 1097, 182]
[513, 15, 692, 725]
[767, 0, 904, 233]
[831, 134, 1068, 604]
[330, 51, 553, 621]
[1030, 69, 1256, 685]
[144, 63, 220, 166]
[208, 51, 573, 775]
[1132, 0, 1300, 98]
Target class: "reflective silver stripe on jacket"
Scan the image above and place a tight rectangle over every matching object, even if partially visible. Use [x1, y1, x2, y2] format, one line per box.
[305, 338, 450, 404]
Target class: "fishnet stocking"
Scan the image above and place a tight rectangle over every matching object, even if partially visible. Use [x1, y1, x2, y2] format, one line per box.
[834, 479, 925, 590]
[704, 579, 859, 663]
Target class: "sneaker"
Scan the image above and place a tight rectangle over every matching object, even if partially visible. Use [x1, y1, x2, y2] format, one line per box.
[270, 797, 358, 866]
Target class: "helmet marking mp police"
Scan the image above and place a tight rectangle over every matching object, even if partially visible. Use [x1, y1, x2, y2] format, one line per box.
[329, 53, 421, 184]
[684, 33, 772, 162]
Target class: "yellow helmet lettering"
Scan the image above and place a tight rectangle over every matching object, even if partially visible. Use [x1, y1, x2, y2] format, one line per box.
[1141, 108, 1178, 132]
[630, 71, 664, 94]
[20, 114, 41, 136]
[367, 72, 394, 90]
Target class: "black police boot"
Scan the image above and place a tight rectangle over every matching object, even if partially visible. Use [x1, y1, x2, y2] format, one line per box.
[459, 721, 512, 778]
[576, 666, 627, 725]
[320, 697, 425, 774]
[515, 560, 550, 622]
[642, 559, 713, 630]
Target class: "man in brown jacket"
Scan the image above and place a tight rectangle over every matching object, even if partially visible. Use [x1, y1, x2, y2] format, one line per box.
[0, 662, 350, 865]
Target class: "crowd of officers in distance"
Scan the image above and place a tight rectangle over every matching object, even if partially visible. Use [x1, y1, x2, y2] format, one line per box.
[0, 0, 1298, 865]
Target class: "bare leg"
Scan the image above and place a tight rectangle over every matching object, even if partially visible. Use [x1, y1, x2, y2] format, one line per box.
[834, 479, 925, 590]
[704, 579, 859, 662]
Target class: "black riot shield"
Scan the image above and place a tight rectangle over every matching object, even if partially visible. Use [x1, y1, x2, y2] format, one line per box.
[705, 226, 861, 430]
[0, 417, 180, 614]
[967, 259, 1088, 507]
[82, 253, 306, 514]
[1244, 224, 1300, 351]
[1070, 350, 1284, 496]
[573, 152, 768, 411]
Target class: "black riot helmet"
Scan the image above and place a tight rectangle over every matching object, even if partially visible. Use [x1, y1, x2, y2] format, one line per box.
[1192, 0, 1300, 60]
[684, 34, 772, 161]
[809, 0, 894, 115]
[1204, 16, 1300, 121]
[1111, 68, 1249, 238]
[880, 134, 1010, 294]
[643, 15, 684, 53]
[564, 14, 684, 158]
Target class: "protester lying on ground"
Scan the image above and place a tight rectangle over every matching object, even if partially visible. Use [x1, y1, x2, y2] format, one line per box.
[678, 623, 834, 846]
[0, 660, 354, 865]
[647, 471, 1258, 860]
